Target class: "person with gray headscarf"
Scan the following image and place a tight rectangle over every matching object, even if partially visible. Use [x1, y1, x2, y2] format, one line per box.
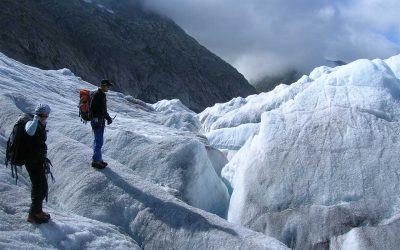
[24, 103, 52, 224]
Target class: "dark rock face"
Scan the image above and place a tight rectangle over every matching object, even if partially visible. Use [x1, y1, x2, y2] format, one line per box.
[253, 59, 348, 93]
[252, 70, 304, 93]
[0, 0, 256, 112]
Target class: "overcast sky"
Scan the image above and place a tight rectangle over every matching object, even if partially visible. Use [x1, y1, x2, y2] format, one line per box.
[143, 0, 400, 82]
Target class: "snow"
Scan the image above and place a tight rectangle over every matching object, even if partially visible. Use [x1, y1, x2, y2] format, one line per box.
[96, 4, 115, 14]
[330, 214, 400, 250]
[197, 76, 312, 160]
[5, 44, 400, 249]
[205, 123, 259, 156]
[199, 55, 400, 249]
[385, 54, 400, 79]
[0, 53, 287, 249]
[0, 169, 140, 250]
[198, 76, 312, 133]
[151, 99, 200, 132]
[81, 0, 114, 14]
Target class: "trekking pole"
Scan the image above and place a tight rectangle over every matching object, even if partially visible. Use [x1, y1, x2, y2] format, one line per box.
[44, 158, 55, 183]
[112, 114, 117, 121]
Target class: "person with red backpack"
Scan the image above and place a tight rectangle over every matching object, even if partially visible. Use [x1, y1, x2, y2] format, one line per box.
[90, 79, 113, 169]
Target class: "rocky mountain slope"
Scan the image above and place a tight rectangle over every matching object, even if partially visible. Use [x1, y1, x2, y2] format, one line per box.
[253, 60, 347, 93]
[0, 0, 256, 112]
[252, 69, 303, 93]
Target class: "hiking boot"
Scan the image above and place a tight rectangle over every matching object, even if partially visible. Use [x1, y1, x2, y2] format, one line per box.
[27, 213, 49, 224]
[91, 161, 106, 169]
[100, 160, 108, 167]
[37, 211, 51, 219]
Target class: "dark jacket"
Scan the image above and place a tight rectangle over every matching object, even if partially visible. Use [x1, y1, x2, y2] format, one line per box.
[25, 122, 47, 164]
[91, 88, 111, 121]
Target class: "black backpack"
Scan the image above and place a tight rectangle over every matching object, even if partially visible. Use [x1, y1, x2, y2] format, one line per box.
[5, 113, 33, 183]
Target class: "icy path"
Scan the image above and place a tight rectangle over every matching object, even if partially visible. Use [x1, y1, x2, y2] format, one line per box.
[0, 53, 288, 249]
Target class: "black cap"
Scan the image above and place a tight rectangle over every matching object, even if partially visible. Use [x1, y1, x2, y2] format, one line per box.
[100, 79, 113, 86]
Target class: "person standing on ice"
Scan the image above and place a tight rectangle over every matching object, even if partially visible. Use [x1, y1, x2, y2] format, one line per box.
[90, 79, 113, 169]
[25, 104, 52, 224]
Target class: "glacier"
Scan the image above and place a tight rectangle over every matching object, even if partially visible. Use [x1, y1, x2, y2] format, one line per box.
[0, 53, 287, 249]
[2, 48, 400, 249]
[201, 54, 400, 249]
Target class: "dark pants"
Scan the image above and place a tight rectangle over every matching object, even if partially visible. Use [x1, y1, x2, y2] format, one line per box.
[25, 162, 48, 215]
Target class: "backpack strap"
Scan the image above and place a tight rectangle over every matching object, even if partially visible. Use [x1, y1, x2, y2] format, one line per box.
[11, 164, 18, 185]
[5, 138, 10, 167]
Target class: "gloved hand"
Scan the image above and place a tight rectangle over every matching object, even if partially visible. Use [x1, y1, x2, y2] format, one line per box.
[106, 116, 112, 125]
[35, 104, 51, 115]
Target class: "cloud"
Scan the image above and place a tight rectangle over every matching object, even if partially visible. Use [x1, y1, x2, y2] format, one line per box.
[143, 0, 400, 81]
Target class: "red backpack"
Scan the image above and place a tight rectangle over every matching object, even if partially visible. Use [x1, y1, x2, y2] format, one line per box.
[78, 89, 94, 123]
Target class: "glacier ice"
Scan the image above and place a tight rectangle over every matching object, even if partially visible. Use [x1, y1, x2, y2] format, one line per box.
[0, 52, 287, 249]
[4, 47, 400, 249]
[200, 55, 400, 249]
[151, 99, 201, 132]
[330, 214, 400, 250]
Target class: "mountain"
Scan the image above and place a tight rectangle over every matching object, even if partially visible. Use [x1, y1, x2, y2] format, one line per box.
[0, 0, 256, 112]
[327, 59, 347, 67]
[199, 54, 400, 249]
[252, 70, 304, 93]
[0, 52, 287, 249]
[252, 60, 348, 94]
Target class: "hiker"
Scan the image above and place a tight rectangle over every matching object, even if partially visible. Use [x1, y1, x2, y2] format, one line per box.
[24, 104, 51, 224]
[90, 79, 113, 169]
